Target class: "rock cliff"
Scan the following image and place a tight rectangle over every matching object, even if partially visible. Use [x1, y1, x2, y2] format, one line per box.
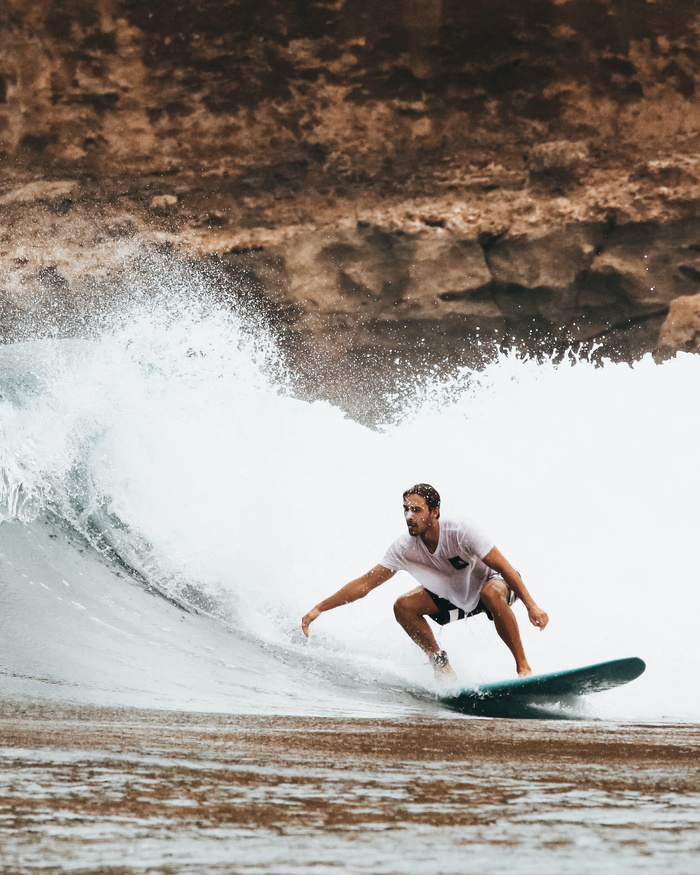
[2, 0, 700, 408]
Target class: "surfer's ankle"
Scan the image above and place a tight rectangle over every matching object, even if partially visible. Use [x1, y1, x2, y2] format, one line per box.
[430, 649, 449, 668]
[429, 650, 457, 681]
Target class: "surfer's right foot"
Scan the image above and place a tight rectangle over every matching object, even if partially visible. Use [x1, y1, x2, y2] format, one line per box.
[430, 649, 457, 681]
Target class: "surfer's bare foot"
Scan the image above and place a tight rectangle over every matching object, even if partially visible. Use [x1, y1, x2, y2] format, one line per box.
[517, 665, 532, 677]
[434, 663, 458, 683]
[430, 650, 458, 682]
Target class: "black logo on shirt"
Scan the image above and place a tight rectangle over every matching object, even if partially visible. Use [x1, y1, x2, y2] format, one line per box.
[448, 556, 469, 570]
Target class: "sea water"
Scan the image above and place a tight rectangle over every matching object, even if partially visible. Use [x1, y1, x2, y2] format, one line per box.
[1, 256, 698, 722]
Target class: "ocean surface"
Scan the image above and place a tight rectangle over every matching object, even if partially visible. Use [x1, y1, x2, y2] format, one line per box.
[1, 262, 699, 724]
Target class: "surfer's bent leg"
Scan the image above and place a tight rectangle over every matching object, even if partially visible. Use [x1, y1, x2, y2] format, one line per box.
[393, 587, 457, 679]
[479, 578, 532, 677]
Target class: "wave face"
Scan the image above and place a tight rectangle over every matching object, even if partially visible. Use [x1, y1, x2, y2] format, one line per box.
[1, 262, 699, 721]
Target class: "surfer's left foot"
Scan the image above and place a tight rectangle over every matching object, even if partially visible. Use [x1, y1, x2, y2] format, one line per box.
[517, 665, 532, 677]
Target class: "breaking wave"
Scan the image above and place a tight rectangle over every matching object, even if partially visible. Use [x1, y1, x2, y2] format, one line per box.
[1, 257, 698, 721]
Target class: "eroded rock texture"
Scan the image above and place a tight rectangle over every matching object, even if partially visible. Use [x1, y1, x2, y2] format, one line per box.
[2, 0, 700, 396]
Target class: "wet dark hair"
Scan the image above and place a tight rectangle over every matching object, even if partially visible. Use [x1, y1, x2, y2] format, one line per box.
[403, 483, 441, 511]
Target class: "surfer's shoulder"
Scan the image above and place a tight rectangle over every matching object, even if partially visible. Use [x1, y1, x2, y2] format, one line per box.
[440, 517, 468, 537]
[443, 517, 493, 550]
[390, 531, 413, 551]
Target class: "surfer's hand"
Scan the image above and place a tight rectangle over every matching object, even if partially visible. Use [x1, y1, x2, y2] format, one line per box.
[301, 607, 321, 637]
[528, 605, 549, 630]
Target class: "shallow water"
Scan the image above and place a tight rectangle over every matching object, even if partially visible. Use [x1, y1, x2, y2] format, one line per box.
[1, 708, 699, 874]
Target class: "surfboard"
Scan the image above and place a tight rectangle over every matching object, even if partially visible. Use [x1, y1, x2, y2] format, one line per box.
[442, 656, 646, 718]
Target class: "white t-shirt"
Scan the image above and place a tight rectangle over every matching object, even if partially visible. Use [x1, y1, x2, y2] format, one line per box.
[381, 518, 495, 613]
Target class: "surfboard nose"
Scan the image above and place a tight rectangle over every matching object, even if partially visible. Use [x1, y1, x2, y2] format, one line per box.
[618, 656, 646, 681]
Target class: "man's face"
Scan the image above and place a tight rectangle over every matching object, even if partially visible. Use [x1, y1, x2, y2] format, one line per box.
[403, 493, 438, 537]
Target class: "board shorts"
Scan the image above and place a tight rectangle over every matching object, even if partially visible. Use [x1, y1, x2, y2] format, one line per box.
[425, 577, 517, 626]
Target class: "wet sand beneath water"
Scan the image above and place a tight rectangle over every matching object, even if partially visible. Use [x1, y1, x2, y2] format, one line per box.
[1, 702, 699, 874]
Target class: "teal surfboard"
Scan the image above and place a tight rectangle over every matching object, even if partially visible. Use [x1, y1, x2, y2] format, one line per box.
[443, 656, 646, 718]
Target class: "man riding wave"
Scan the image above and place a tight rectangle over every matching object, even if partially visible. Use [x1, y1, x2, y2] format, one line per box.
[301, 483, 549, 679]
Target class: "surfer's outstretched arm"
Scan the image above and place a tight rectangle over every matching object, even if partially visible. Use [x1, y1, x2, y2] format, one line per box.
[301, 564, 396, 637]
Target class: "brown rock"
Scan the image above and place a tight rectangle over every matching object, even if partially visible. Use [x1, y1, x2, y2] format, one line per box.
[150, 194, 178, 211]
[658, 292, 700, 352]
[404, 231, 492, 316]
[588, 221, 700, 308]
[1, 0, 700, 385]
[0, 180, 76, 205]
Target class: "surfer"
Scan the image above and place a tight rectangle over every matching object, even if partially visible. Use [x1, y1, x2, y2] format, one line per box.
[301, 483, 549, 680]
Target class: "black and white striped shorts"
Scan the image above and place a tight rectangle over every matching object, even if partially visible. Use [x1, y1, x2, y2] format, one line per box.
[425, 579, 517, 627]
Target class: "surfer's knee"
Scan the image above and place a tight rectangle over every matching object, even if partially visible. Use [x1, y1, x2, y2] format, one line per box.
[480, 579, 510, 610]
[393, 594, 411, 621]
[393, 591, 425, 623]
